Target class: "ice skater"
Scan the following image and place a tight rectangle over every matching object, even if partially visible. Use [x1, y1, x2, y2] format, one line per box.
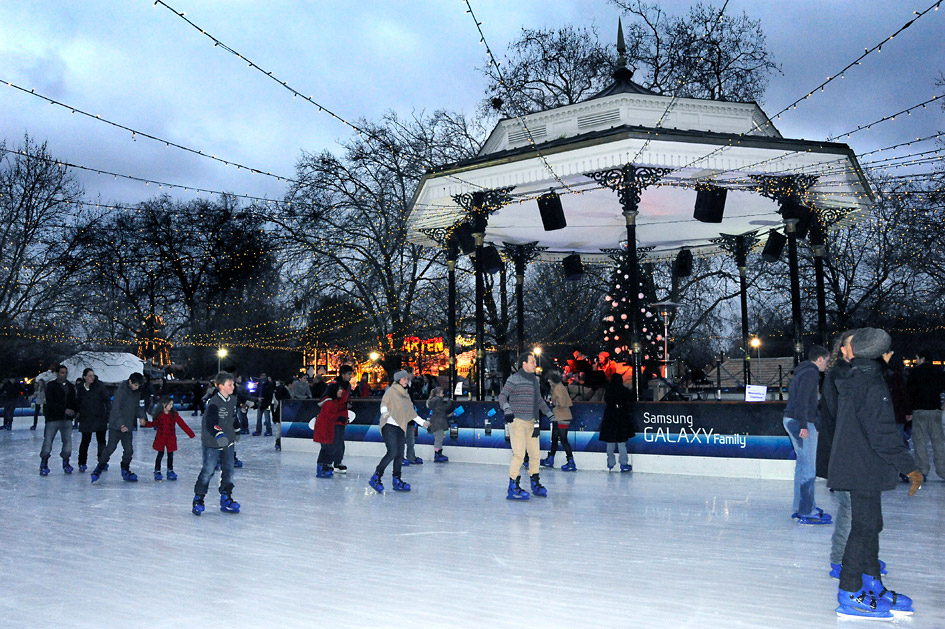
[192, 372, 241, 515]
[75, 368, 110, 473]
[312, 366, 352, 478]
[599, 373, 635, 472]
[369, 370, 430, 493]
[498, 353, 554, 500]
[541, 370, 575, 471]
[425, 386, 452, 462]
[828, 328, 923, 619]
[783, 345, 831, 525]
[142, 396, 195, 481]
[39, 365, 77, 476]
[91, 372, 147, 483]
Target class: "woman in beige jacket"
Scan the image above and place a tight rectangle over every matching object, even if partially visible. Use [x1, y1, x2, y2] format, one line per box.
[369, 371, 429, 493]
[540, 371, 576, 471]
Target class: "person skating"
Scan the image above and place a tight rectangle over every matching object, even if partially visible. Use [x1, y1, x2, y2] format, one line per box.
[90, 373, 147, 483]
[253, 373, 275, 436]
[312, 366, 353, 477]
[75, 368, 110, 472]
[541, 370, 575, 471]
[425, 386, 452, 462]
[599, 373, 636, 472]
[39, 365, 77, 475]
[498, 353, 554, 500]
[142, 396, 195, 481]
[905, 349, 945, 481]
[369, 371, 429, 493]
[192, 372, 241, 515]
[783, 345, 831, 525]
[828, 328, 924, 619]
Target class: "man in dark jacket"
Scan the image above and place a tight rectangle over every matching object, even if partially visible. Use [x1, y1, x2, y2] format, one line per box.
[1, 377, 22, 430]
[828, 328, 923, 619]
[91, 372, 146, 483]
[253, 373, 275, 436]
[905, 350, 945, 480]
[39, 365, 77, 475]
[75, 368, 111, 472]
[783, 345, 830, 524]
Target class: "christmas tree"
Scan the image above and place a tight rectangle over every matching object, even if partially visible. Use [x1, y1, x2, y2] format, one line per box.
[602, 256, 664, 378]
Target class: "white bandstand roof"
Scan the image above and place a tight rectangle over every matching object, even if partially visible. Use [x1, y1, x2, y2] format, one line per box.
[408, 90, 873, 262]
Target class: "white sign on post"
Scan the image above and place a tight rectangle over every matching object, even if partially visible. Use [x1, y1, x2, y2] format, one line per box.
[454, 381, 465, 396]
[744, 384, 767, 402]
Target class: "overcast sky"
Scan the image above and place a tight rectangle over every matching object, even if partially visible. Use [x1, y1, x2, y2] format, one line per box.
[1, 1, 942, 207]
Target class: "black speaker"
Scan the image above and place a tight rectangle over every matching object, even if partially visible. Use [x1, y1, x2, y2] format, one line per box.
[562, 254, 583, 281]
[538, 191, 567, 231]
[453, 222, 476, 255]
[672, 248, 693, 277]
[762, 230, 786, 263]
[781, 199, 812, 240]
[693, 185, 727, 223]
[809, 215, 825, 246]
[480, 245, 504, 274]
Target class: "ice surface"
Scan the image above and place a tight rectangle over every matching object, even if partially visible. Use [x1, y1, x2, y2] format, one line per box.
[2, 418, 943, 628]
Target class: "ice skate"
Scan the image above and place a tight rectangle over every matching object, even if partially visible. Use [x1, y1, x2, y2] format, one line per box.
[836, 586, 893, 620]
[192, 494, 205, 516]
[392, 476, 411, 492]
[368, 472, 384, 493]
[219, 492, 240, 513]
[863, 575, 913, 616]
[166, 470, 178, 481]
[561, 458, 576, 472]
[121, 469, 138, 482]
[506, 476, 529, 500]
[539, 454, 555, 468]
[530, 474, 547, 497]
[62, 459, 73, 474]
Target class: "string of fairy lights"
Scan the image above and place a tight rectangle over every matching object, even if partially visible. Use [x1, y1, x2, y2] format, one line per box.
[2, 3, 943, 355]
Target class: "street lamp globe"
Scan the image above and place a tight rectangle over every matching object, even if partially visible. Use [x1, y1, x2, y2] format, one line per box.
[369, 352, 379, 362]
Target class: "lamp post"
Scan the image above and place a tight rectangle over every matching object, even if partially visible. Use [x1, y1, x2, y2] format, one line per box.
[533, 346, 542, 375]
[216, 347, 227, 373]
[750, 336, 761, 362]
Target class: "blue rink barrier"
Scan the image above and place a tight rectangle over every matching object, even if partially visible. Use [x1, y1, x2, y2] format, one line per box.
[281, 399, 794, 460]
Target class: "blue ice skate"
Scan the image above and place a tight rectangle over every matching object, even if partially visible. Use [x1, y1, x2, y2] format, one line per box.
[506, 476, 529, 500]
[368, 472, 384, 493]
[620, 463, 633, 473]
[79, 464, 88, 473]
[315, 464, 333, 478]
[863, 575, 913, 616]
[233, 456, 243, 468]
[121, 469, 138, 482]
[836, 586, 893, 620]
[433, 450, 449, 463]
[530, 475, 547, 497]
[392, 476, 411, 492]
[154, 470, 163, 481]
[166, 470, 178, 481]
[90, 465, 103, 483]
[561, 459, 576, 472]
[192, 494, 205, 516]
[540, 454, 555, 468]
[39, 462, 50, 476]
[62, 459, 74, 474]
[220, 492, 240, 513]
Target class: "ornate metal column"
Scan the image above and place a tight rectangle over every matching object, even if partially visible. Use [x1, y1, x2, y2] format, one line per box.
[587, 164, 672, 399]
[420, 227, 460, 399]
[504, 242, 544, 357]
[453, 187, 513, 400]
[812, 241, 828, 348]
[752, 175, 819, 366]
[716, 232, 759, 386]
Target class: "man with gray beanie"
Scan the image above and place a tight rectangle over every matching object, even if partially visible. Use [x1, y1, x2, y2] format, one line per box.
[828, 327, 924, 619]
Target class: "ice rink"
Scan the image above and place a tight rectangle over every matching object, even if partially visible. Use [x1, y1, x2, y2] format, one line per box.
[2, 419, 943, 628]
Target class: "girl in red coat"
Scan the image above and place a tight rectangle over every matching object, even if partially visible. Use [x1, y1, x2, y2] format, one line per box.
[312, 367, 353, 478]
[143, 397, 196, 481]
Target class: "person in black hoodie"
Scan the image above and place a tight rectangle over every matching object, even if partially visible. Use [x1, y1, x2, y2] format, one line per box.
[905, 349, 945, 480]
[828, 328, 923, 619]
[783, 345, 830, 524]
[39, 365, 77, 475]
[75, 368, 111, 472]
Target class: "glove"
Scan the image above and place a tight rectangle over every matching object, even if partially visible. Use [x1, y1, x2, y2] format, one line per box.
[907, 470, 924, 497]
[504, 412, 514, 422]
[531, 420, 540, 438]
[214, 426, 230, 447]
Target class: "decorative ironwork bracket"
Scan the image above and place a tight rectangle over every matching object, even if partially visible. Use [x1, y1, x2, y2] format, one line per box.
[585, 164, 673, 213]
[713, 232, 760, 268]
[452, 187, 515, 233]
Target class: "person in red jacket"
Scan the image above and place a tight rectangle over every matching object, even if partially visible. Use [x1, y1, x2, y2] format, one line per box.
[142, 396, 196, 481]
[312, 366, 353, 477]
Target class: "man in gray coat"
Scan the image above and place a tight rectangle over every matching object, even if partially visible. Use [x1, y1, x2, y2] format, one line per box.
[499, 353, 554, 500]
[91, 373, 146, 483]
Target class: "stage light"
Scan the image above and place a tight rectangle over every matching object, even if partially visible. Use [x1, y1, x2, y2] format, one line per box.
[480, 245, 504, 274]
[562, 253, 584, 280]
[762, 230, 786, 262]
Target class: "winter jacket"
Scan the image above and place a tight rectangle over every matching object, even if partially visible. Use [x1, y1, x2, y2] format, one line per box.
[827, 358, 917, 492]
[313, 387, 349, 444]
[498, 370, 552, 422]
[258, 379, 275, 410]
[143, 410, 196, 452]
[1, 379, 21, 401]
[288, 379, 312, 399]
[783, 360, 821, 430]
[550, 382, 573, 423]
[44, 378, 76, 422]
[202, 392, 239, 449]
[599, 382, 636, 442]
[816, 359, 850, 479]
[906, 362, 945, 410]
[884, 369, 912, 424]
[107, 380, 146, 431]
[76, 379, 111, 433]
[379, 382, 419, 433]
[425, 395, 452, 433]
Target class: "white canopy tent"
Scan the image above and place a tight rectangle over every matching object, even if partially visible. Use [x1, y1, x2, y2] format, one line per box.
[57, 352, 145, 385]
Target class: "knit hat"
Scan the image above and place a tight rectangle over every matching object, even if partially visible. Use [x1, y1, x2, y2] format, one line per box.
[392, 370, 410, 383]
[851, 327, 891, 360]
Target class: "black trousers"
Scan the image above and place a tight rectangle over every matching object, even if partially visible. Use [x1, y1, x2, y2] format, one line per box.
[99, 429, 134, 469]
[155, 450, 174, 470]
[376, 423, 405, 479]
[548, 423, 574, 458]
[839, 490, 884, 591]
[78, 430, 106, 466]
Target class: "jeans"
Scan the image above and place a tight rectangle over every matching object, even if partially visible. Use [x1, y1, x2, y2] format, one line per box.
[405, 422, 417, 460]
[194, 446, 235, 496]
[237, 408, 248, 432]
[40, 420, 72, 461]
[911, 409, 945, 478]
[78, 430, 106, 466]
[99, 429, 134, 469]
[839, 490, 883, 592]
[606, 441, 628, 468]
[830, 490, 852, 564]
[783, 417, 818, 516]
[376, 423, 405, 479]
[255, 407, 272, 433]
[548, 423, 574, 459]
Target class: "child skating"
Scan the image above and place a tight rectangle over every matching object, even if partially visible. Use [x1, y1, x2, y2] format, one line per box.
[142, 396, 195, 481]
[192, 372, 241, 515]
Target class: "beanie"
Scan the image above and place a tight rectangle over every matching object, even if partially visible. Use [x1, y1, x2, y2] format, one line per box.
[851, 327, 891, 360]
